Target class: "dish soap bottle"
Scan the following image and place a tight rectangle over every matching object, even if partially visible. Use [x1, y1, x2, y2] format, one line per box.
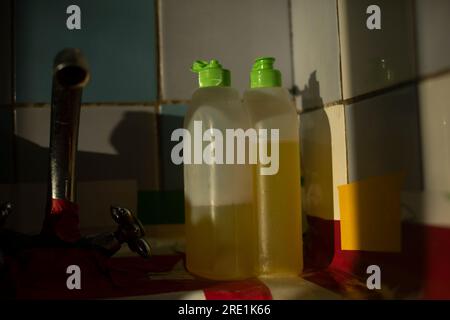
[243, 57, 303, 276]
[184, 59, 256, 280]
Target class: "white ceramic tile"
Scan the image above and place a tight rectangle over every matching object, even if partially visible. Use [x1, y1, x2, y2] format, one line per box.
[15, 105, 159, 190]
[160, 0, 292, 100]
[415, 0, 450, 76]
[300, 104, 347, 220]
[345, 86, 422, 191]
[5, 180, 137, 235]
[402, 191, 450, 228]
[338, 0, 416, 99]
[418, 75, 450, 193]
[291, 0, 342, 110]
[14, 107, 50, 149]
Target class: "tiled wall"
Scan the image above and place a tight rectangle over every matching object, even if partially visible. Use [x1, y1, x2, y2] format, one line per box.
[291, 0, 341, 110]
[415, 0, 450, 222]
[1, 0, 294, 232]
[159, 0, 292, 100]
[3, 0, 161, 232]
[294, 0, 450, 236]
[15, 0, 158, 103]
[1, 0, 449, 238]
[294, 2, 450, 295]
[0, 0, 13, 190]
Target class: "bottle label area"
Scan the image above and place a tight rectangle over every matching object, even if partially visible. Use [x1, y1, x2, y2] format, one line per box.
[171, 120, 280, 176]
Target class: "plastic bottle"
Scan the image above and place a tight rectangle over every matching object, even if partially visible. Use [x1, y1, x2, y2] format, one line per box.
[243, 57, 303, 276]
[184, 60, 256, 280]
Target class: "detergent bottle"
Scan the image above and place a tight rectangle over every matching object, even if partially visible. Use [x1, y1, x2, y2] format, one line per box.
[243, 57, 303, 276]
[184, 59, 256, 280]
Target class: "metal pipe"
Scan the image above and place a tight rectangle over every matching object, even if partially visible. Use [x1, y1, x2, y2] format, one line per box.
[48, 48, 89, 201]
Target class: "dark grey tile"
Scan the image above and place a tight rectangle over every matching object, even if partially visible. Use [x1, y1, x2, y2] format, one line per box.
[345, 85, 422, 191]
[0, 0, 12, 105]
[415, 0, 450, 75]
[158, 104, 188, 191]
[15, 0, 157, 103]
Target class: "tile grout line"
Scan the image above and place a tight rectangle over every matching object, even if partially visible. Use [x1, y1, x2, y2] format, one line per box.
[14, 67, 450, 112]
[287, 0, 296, 95]
[411, 0, 419, 85]
[12, 99, 191, 108]
[335, 0, 344, 103]
[298, 67, 450, 116]
[155, 0, 163, 105]
[13, 70, 450, 112]
[159, 99, 190, 106]
[154, 0, 164, 191]
[11, 0, 18, 184]
[335, 0, 349, 186]
[419, 67, 450, 82]
[13, 102, 159, 108]
[410, 0, 425, 191]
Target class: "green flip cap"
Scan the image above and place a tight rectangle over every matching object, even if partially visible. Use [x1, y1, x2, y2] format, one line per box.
[191, 59, 230, 88]
[250, 57, 282, 88]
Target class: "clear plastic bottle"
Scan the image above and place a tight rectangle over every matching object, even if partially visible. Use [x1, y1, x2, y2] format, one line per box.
[243, 57, 303, 276]
[184, 60, 256, 280]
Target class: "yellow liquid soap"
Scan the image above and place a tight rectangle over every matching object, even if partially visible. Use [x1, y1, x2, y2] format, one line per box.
[254, 141, 302, 276]
[185, 203, 257, 280]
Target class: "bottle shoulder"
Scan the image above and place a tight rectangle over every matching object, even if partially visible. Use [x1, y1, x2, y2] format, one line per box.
[243, 87, 294, 112]
[186, 87, 249, 129]
[191, 87, 240, 103]
[243, 88, 296, 117]
[242, 87, 298, 139]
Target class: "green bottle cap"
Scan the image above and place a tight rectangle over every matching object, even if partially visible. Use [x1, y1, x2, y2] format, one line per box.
[250, 57, 282, 88]
[191, 59, 230, 88]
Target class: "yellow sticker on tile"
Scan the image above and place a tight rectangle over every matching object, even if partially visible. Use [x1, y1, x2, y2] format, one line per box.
[338, 173, 403, 252]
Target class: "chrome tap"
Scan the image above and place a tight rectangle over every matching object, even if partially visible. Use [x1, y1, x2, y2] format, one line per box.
[0, 49, 150, 259]
[49, 48, 89, 202]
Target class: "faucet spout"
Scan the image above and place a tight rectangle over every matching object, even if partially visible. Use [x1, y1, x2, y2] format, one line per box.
[49, 48, 90, 202]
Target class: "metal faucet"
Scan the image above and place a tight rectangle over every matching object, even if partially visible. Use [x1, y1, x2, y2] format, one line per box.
[0, 48, 150, 260]
[49, 48, 89, 202]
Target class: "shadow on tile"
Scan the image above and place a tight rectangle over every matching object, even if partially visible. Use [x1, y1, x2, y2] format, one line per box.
[16, 111, 157, 183]
[341, 0, 426, 291]
[13, 111, 161, 228]
[158, 113, 185, 191]
[299, 71, 335, 268]
[298, 71, 324, 111]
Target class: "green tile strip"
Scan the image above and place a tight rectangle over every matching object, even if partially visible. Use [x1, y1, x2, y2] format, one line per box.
[138, 190, 185, 225]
